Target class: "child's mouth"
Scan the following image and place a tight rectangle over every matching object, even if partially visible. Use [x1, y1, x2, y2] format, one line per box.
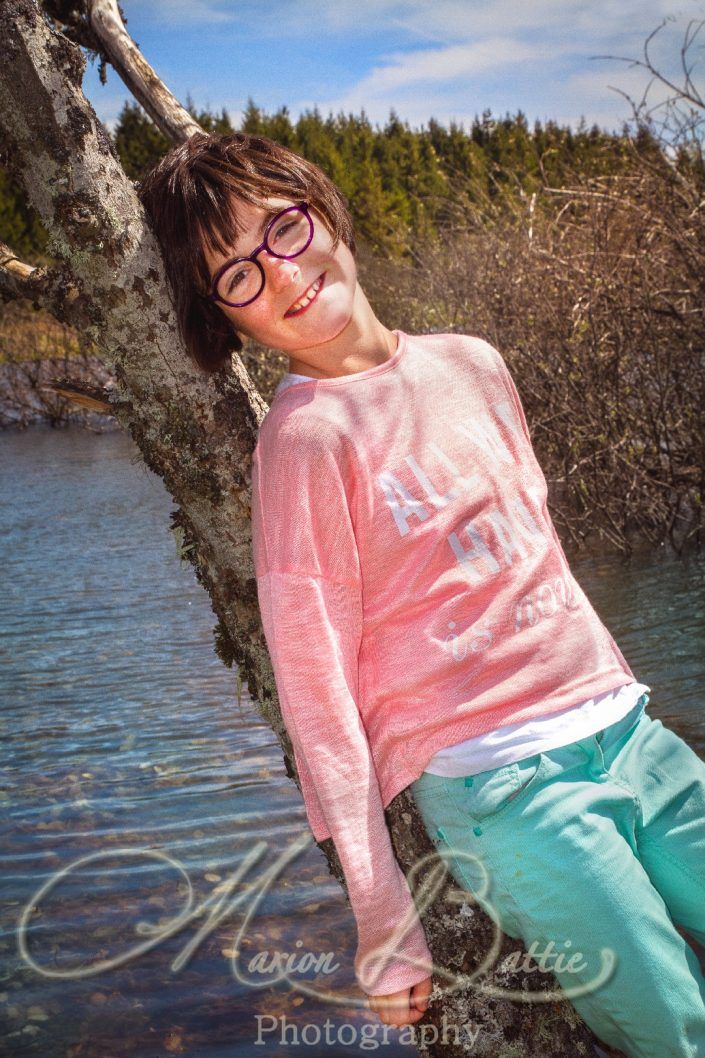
[284, 273, 325, 318]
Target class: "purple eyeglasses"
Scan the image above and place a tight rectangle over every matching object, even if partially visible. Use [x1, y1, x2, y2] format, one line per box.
[208, 201, 314, 308]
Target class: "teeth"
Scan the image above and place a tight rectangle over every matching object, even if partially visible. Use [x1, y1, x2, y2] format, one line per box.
[290, 278, 320, 313]
[288, 276, 322, 314]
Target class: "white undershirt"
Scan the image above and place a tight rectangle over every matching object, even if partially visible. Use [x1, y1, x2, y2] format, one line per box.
[423, 681, 651, 776]
[274, 371, 651, 777]
[275, 372, 320, 394]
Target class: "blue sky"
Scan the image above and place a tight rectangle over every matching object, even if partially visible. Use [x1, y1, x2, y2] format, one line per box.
[81, 1, 705, 136]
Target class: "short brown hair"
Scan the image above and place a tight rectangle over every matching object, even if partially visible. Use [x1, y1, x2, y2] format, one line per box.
[137, 131, 357, 374]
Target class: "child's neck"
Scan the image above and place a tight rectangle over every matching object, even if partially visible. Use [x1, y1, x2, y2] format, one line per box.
[287, 325, 398, 380]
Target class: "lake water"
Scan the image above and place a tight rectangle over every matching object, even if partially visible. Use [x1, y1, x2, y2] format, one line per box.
[1, 426, 704, 1058]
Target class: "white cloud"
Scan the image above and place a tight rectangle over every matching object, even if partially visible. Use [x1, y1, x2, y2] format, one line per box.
[306, 37, 547, 126]
[353, 37, 545, 93]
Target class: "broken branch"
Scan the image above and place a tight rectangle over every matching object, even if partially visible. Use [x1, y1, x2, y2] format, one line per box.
[87, 0, 201, 143]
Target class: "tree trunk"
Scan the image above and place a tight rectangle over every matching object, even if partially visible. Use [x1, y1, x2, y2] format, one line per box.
[0, 2, 625, 1054]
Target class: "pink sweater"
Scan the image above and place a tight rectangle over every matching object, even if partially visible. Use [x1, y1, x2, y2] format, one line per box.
[250, 330, 634, 996]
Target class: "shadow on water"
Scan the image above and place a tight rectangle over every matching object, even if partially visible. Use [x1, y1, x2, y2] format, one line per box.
[1, 426, 703, 1057]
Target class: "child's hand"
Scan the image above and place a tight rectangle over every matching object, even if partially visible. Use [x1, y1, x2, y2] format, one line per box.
[366, 975, 432, 1027]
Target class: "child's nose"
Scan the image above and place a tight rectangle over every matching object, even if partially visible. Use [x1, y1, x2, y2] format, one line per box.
[265, 254, 301, 292]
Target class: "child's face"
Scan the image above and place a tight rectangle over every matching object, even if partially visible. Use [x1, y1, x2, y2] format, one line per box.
[202, 195, 358, 356]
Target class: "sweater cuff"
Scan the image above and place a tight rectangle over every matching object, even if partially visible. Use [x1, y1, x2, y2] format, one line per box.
[355, 920, 434, 996]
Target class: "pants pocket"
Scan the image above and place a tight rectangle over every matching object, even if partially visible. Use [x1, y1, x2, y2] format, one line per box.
[410, 764, 544, 935]
[447, 753, 545, 825]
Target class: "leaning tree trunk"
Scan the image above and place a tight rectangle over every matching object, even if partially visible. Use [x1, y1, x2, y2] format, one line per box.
[0, 2, 626, 1055]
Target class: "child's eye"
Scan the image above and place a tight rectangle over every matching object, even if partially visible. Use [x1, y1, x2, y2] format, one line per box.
[227, 268, 248, 292]
[272, 220, 296, 243]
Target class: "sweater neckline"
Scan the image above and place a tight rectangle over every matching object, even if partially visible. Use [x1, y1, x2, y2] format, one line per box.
[274, 329, 408, 395]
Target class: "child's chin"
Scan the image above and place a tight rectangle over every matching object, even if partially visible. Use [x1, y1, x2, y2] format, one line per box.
[310, 318, 352, 346]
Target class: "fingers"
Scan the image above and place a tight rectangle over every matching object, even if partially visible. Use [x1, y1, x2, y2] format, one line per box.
[369, 1002, 424, 1028]
[410, 975, 432, 1013]
[367, 985, 429, 1028]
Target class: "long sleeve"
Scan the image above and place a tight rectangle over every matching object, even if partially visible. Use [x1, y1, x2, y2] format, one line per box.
[251, 415, 434, 996]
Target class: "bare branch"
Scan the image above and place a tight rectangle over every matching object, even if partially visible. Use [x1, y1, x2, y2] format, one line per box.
[649, 17, 705, 110]
[0, 240, 83, 321]
[86, 0, 201, 143]
[592, 18, 705, 112]
[680, 19, 705, 105]
[39, 376, 113, 410]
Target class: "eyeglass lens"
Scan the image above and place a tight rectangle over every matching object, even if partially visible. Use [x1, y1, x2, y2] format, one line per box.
[215, 206, 312, 306]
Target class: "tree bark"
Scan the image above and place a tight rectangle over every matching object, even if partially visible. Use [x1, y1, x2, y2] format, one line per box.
[0, 3, 625, 1054]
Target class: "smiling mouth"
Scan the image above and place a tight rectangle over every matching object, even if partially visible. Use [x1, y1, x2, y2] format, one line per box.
[284, 273, 325, 317]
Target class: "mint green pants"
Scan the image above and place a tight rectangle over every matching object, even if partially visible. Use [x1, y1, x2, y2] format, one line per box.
[410, 694, 705, 1058]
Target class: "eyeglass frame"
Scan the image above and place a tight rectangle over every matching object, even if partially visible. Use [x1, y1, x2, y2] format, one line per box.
[207, 201, 314, 309]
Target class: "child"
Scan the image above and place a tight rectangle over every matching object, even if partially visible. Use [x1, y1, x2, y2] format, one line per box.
[138, 132, 705, 1058]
